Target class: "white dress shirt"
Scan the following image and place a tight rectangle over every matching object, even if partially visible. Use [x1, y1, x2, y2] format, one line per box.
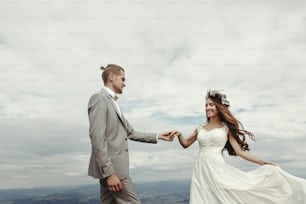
[103, 86, 122, 116]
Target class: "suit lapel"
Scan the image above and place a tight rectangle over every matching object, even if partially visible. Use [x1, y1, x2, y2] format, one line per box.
[120, 113, 129, 130]
[100, 88, 127, 129]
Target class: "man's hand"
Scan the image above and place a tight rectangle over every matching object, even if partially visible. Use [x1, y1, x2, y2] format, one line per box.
[158, 131, 179, 141]
[107, 174, 122, 192]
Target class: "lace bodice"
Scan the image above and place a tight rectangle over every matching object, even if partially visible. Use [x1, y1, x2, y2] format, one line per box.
[197, 124, 228, 153]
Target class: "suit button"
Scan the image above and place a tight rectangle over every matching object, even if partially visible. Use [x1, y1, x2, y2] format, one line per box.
[125, 138, 127, 141]
[125, 149, 128, 152]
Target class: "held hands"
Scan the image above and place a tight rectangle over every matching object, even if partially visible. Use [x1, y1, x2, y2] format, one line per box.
[158, 130, 181, 141]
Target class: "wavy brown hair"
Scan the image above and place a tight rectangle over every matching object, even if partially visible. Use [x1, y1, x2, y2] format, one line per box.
[206, 92, 255, 156]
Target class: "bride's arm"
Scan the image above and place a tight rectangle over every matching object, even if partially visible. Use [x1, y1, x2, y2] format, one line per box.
[176, 129, 198, 149]
[228, 131, 275, 165]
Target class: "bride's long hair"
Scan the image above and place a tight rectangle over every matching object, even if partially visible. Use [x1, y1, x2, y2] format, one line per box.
[206, 90, 255, 156]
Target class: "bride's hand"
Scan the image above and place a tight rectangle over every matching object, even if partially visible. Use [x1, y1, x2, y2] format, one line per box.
[170, 130, 182, 137]
[262, 160, 276, 166]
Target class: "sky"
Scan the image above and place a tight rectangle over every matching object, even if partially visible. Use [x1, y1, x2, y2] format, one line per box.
[0, 0, 306, 189]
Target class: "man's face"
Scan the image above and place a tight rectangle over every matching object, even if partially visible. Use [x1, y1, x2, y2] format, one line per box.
[111, 70, 126, 94]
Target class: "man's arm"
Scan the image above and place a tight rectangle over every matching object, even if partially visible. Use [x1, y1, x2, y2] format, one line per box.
[123, 116, 174, 143]
[88, 94, 115, 177]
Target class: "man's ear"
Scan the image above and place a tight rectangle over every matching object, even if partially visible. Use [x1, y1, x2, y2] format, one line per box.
[109, 73, 114, 81]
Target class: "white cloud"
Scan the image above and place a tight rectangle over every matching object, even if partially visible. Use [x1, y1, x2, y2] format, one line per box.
[0, 0, 306, 189]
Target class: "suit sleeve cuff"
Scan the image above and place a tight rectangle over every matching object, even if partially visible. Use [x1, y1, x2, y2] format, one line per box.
[101, 165, 116, 178]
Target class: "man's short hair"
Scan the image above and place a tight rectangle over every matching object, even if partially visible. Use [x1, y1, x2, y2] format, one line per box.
[100, 64, 125, 84]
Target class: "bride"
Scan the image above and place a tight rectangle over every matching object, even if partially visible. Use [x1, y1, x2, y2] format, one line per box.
[175, 90, 306, 204]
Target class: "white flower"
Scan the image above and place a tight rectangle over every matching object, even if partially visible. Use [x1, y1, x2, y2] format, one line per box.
[206, 89, 230, 106]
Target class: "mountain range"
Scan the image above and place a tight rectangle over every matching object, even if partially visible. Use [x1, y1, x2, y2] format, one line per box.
[0, 180, 190, 204]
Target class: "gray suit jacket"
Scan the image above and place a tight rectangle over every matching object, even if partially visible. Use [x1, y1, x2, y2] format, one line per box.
[88, 89, 157, 180]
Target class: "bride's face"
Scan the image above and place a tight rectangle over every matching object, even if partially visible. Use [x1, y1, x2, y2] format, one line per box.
[205, 98, 218, 118]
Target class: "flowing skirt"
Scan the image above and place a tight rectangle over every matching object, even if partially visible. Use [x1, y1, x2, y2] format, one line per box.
[189, 151, 306, 204]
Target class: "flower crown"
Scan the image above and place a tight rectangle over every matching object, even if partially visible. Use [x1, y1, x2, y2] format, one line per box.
[206, 89, 230, 106]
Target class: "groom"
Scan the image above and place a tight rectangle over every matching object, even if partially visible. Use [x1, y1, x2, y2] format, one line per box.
[87, 64, 175, 204]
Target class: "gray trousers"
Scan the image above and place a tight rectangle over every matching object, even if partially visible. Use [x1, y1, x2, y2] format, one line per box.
[100, 176, 140, 204]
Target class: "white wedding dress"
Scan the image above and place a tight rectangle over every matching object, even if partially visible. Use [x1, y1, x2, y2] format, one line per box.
[189, 124, 306, 204]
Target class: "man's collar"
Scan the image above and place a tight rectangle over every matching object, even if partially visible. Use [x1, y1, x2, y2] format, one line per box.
[103, 86, 118, 100]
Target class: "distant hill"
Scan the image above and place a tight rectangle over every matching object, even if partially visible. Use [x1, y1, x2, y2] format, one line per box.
[0, 180, 190, 204]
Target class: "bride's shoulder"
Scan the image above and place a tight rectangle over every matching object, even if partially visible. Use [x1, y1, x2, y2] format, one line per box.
[221, 122, 229, 131]
[196, 123, 206, 132]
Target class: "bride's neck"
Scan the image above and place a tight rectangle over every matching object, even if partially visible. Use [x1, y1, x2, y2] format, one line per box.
[209, 117, 222, 125]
